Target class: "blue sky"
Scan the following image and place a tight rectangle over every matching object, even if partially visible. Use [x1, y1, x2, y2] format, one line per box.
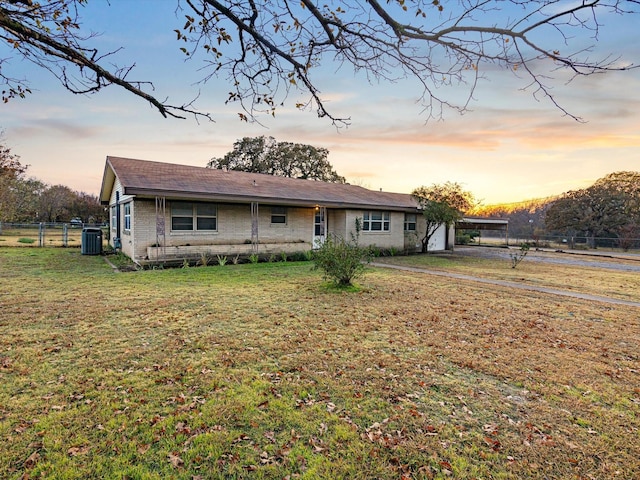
[2, 0, 639, 205]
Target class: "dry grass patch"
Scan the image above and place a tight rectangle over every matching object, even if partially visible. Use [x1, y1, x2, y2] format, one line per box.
[377, 249, 640, 303]
[1, 248, 638, 479]
[0, 226, 89, 247]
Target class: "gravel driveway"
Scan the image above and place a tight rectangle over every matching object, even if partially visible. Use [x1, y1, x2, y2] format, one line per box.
[454, 245, 640, 273]
[372, 245, 640, 307]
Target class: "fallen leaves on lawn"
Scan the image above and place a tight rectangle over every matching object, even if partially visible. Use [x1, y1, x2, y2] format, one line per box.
[67, 445, 90, 457]
[168, 452, 184, 468]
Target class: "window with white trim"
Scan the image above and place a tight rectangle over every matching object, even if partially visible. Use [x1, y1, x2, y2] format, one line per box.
[123, 203, 131, 231]
[270, 206, 287, 224]
[171, 202, 217, 231]
[111, 205, 117, 230]
[362, 211, 390, 232]
[404, 213, 417, 231]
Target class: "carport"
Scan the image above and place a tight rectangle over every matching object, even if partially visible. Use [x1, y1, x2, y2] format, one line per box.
[456, 217, 509, 245]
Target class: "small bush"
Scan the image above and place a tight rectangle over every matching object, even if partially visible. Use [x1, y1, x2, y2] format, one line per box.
[216, 255, 228, 266]
[248, 253, 259, 264]
[456, 233, 473, 245]
[313, 229, 371, 287]
[18, 237, 36, 244]
[509, 243, 530, 269]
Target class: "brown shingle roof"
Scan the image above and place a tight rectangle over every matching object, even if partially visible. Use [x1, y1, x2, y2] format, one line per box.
[100, 156, 419, 210]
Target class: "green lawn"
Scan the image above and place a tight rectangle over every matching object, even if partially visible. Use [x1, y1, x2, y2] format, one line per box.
[1, 248, 638, 479]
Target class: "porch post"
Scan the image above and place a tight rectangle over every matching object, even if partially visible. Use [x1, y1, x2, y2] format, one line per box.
[155, 196, 166, 261]
[251, 202, 259, 254]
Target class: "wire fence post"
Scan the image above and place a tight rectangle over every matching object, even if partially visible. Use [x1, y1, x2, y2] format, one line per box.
[38, 222, 45, 247]
[63, 223, 68, 247]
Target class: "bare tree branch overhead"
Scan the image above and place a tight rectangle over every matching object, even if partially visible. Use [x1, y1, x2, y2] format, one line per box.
[1, 0, 638, 124]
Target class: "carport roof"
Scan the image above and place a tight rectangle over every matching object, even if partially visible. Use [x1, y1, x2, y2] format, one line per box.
[100, 156, 420, 211]
[457, 217, 509, 231]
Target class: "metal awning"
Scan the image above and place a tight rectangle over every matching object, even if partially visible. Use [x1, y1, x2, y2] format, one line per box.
[457, 217, 509, 231]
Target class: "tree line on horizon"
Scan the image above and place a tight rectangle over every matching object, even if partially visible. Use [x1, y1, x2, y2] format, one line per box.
[0, 132, 104, 224]
[472, 172, 640, 249]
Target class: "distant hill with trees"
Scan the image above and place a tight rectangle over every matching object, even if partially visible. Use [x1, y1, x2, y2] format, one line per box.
[469, 197, 556, 240]
[470, 172, 640, 249]
[545, 172, 640, 249]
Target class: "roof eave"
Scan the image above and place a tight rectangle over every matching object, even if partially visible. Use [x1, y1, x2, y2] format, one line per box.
[125, 187, 419, 211]
[99, 159, 116, 205]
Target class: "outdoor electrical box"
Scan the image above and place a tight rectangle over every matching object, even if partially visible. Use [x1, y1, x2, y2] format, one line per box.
[81, 227, 103, 255]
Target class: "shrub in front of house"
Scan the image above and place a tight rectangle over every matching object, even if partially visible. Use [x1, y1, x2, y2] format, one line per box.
[312, 232, 371, 287]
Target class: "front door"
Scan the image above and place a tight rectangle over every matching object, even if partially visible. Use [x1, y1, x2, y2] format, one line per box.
[313, 207, 326, 247]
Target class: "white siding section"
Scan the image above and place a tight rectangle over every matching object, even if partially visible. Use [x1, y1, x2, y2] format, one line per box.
[107, 176, 136, 259]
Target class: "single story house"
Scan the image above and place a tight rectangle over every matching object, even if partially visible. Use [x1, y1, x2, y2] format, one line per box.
[99, 156, 452, 265]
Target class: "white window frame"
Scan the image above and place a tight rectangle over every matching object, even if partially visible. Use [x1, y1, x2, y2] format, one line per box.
[123, 202, 131, 231]
[111, 205, 117, 230]
[362, 211, 390, 232]
[170, 202, 218, 232]
[270, 206, 287, 225]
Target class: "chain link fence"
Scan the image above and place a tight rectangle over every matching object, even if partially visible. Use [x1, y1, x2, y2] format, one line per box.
[4, 222, 637, 254]
[475, 231, 640, 252]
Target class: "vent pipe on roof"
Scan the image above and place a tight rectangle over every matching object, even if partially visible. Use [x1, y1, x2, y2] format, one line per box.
[253, 180, 257, 186]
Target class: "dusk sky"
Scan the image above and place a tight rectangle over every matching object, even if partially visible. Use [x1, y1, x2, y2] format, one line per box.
[2, 1, 639, 205]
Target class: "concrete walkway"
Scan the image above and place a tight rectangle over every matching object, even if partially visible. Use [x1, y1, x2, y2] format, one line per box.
[370, 262, 640, 308]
